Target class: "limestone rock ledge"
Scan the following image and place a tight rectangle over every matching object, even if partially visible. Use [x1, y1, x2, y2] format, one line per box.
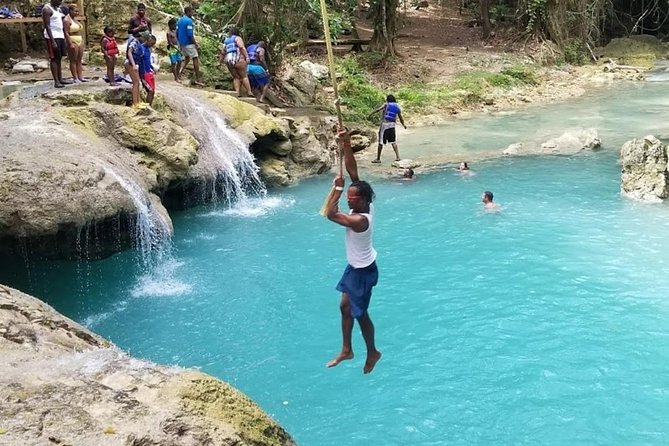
[0, 83, 342, 258]
[0, 284, 296, 446]
[620, 135, 669, 202]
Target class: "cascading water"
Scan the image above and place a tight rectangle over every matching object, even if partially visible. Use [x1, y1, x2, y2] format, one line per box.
[102, 165, 171, 260]
[167, 91, 267, 207]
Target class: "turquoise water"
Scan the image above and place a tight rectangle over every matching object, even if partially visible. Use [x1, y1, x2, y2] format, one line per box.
[4, 82, 669, 445]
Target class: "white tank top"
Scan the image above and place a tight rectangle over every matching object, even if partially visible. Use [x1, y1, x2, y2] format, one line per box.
[344, 205, 377, 268]
[43, 4, 65, 40]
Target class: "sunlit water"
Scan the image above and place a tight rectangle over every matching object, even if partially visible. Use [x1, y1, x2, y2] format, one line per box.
[3, 81, 669, 445]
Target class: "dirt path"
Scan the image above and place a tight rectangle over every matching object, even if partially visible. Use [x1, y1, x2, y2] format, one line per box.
[352, 0, 610, 122]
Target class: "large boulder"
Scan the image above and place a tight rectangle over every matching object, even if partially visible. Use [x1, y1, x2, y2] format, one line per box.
[280, 66, 318, 106]
[620, 135, 669, 202]
[206, 92, 290, 143]
[600, 35, 668, 68]
[59, 104, 200, 190]
[0, 284, 296, 446]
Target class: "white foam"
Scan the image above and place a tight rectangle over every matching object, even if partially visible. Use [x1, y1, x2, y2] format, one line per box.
[203, 196, 295, 218]
[131, 259, 193, 298]
[82, 300, 128, 329]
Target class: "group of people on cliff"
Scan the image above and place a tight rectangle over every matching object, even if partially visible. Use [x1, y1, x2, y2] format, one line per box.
[41, 1, 273, 105]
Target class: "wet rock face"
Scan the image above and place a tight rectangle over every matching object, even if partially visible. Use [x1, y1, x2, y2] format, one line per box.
[0, 285, 297, 446]
[0, 82, 341, 258]
[620, 135, 669, 202]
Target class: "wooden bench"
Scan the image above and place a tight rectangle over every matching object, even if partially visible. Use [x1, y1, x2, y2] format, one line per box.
[0, 8, 86, 53]
[304, 38, 370, 52]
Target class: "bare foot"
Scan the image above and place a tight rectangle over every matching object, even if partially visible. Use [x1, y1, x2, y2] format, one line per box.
[363, 350, 382, 374]
[326, 351, 354, 368]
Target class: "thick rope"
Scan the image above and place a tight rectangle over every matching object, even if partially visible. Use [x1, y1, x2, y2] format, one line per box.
[319, 0, 345, 215]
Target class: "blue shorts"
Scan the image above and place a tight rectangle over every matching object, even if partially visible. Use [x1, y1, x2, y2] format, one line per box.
[247, 63, 270, 88]
[336, 261, 378, 319]
[169, 49, 182, 65]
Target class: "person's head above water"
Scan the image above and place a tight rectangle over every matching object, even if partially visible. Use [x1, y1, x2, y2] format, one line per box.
[403, 168, 414, 178]
[459, 161, 469, 171]
[482, 190, 493, 203]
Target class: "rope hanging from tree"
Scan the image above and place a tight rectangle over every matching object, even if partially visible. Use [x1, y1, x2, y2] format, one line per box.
[318, 0, 346, 215]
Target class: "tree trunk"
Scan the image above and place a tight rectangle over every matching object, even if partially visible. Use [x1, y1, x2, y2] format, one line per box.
[370, 0, 399, 56]
[480, 0, 492, 39]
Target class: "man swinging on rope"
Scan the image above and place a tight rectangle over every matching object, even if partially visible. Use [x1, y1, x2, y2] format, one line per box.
[325, 126, 382, 374]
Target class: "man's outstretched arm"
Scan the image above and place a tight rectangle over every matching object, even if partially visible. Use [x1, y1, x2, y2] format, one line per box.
[337, 127, 359, 182]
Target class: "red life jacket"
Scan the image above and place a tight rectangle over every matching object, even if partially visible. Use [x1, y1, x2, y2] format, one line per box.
[101, 35, 119, 56]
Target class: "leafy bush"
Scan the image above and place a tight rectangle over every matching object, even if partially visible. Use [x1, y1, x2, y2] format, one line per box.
[335, 57, 385, 123]
[563, 39, 589, 65]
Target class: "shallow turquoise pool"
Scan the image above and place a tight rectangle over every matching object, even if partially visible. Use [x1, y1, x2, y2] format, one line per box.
[4, 83, 669, 445]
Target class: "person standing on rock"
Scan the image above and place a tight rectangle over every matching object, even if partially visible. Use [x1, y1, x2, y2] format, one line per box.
[368, 94, 407, 163]
[42, 0, 70, 88]
[62, 4, 87, 83]
[324, 126, 382, 375]
[220, 26, 252, 97]
[246, 41, 270, 103]
[127, 2, 151, 37]
[177, 6, 204, 86]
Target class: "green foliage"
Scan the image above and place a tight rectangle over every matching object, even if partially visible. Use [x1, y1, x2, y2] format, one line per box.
[500, 65, 539, 84]
[335, 57, 385, 123]
[525, 0, 547, 32]
[562, 39, 588, 65]
[332, 55, 541, 124]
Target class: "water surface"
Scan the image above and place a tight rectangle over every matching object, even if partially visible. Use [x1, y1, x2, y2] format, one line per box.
[3, 81, 669, 445]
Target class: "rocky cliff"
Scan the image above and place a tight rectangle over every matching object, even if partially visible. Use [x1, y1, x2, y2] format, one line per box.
[0, 82, 338, 259]
[620, 135, 669, 202]
[0, 284, 296, 446]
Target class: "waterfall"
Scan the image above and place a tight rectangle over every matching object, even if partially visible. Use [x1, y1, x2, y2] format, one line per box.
[171, 92, 267, 207]
[102, 165, 171, 258]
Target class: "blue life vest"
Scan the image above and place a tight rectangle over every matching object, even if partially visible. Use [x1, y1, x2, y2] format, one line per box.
[224, 35, 237, 53]
[247, 43, 258, 61]
[384, 102, 400, 122]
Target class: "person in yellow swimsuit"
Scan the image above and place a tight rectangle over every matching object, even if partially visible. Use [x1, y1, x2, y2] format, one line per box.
[62, 4, 87, 83]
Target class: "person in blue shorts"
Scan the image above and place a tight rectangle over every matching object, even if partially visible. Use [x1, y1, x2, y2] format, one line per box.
[324, 125, 382, 375]
[166, 18, 182, 82]
[247, 64, 270, 103]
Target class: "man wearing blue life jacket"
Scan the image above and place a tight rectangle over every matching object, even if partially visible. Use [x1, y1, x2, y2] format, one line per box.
[368, 94, 407, 163]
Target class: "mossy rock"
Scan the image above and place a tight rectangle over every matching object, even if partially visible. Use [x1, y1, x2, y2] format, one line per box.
[620, 53, 657, 68]
[602, 36, 668, 60]
[207, 92, 290, 141]
[60, 103, 199, 189]
[179, 372, 296, 446]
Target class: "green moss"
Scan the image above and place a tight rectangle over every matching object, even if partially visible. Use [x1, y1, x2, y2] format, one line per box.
[331, 56, 539, 124]
[180, 374, 294, 446]
[58, 108, 101, 138]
